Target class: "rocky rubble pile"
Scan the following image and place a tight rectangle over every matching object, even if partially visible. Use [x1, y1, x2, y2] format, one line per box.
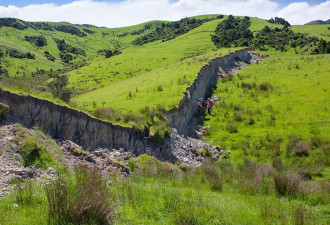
[170, 128, 230, 166]
[58, 140, 136, 178]
[0, 125, 58, 198]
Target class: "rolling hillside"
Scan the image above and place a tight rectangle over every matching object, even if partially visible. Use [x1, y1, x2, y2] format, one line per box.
[0, 15, 329, 128]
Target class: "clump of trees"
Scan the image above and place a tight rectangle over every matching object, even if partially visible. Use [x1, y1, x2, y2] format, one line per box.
[211, 15, 326, 53]
[53, 38, 85, 63]
[267, 17, 291, 27]
[132, 17, 216, 45]
[211, 15, 253, 48]
[44, 51, 55, 61]
[54, 25, 87, 37]
[0, 18, 28, 30]
[7, 49, 35, 59]
[32, 22, 54, 31]
[48, 74, 72, 103]
[130, 24, 152, 35]
[98, 49, 122, 58]
[82, 28, 95, 34]
[25, 35, 47, 47]
[313, 39, 330, 54]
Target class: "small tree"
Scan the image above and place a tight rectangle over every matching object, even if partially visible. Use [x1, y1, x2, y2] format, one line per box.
[48, 74, 72, 103]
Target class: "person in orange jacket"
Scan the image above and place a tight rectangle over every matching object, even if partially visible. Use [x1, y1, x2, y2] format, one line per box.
[195, 97, 203, 108]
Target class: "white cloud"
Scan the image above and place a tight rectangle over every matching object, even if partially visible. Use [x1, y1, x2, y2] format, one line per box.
[0, 0, 329, 27]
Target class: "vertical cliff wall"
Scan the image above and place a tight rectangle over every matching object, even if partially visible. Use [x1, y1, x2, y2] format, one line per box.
[0, 90, 172, 159]
[166, 49, 257, 135]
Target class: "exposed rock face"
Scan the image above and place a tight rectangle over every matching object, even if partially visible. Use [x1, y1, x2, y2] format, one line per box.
[0, 49, 256, 162]
[166, 49, 258, 136]
[0, 90, 172, 160]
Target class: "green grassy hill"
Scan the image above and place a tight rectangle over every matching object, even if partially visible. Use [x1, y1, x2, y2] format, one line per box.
[292, 24, 330, 41]
[305, 19, 330, 25]
[204, 53, 330, 166]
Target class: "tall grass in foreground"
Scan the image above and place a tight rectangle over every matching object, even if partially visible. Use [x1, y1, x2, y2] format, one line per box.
[1, 155, 329, 224]
[45, 165, 116, 225]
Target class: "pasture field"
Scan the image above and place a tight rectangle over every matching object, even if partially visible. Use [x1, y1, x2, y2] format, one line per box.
[292, 24, 330, 42]
[204, 53, 330, 170]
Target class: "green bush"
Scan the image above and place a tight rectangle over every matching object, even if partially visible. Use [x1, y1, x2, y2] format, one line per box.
[259, 82, 274, 91]
[127, 158, 137, 172]
[201, 147, 212, 157]
[226, 123, 238, 133]
[19, 138, 57, 170]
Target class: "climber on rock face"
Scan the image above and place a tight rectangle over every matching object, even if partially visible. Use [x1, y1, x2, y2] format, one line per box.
[207, 98, 213, 115]
[195, 97, 203, 108]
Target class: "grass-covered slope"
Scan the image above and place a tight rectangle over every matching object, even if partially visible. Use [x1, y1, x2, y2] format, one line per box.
[292, 24, 330, 41]
[204, 53, 330, 170]
[0, 18, 164, 77]
[70, 17, 281, 115]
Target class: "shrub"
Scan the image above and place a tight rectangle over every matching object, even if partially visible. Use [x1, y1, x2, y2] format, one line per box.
[0, 103, 9, 122]
[201, 147, 212, 157]
[273, 172, 302, 197]
[236, 160, 272, 194]
[45, 165, 116, 225]
[259, 82, 274, 91]
[248, 117, 255, 125]
[241, 82, 257, 90]
[226, 123, 238, 133]
[127, 158, 137, 172]
[19, 138, 57, 170]
[201, 159, 223, 191]
[310, 136, 323, 148]
[286, 135, 301, 156]
[293, 204, 316, 225]
[271, 157, 283, 172]
[93, 107, 115, 120]
[157, 85, 163, 92]
[234, 110, 243, 122]
[293, 141, 309, 157]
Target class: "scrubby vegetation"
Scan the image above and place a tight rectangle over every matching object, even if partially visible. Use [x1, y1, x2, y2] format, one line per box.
[19, 138, 59, 170]
[97, 49, 122, 58]
[24, 35, 47, 47]
[7, 49, 35, 59]
[53, 25, 87, 37]
[48, 74, 72, 103]
[212, 15, 329, 53]
[53, 38, 86, 57]
[0, 18, 28, 30]
[267, 17, 291, 27]
[132, 17, 216, 45]
[0, 155, 329, 224]
[211, 15, 253, 47]
[93, 104, 170, 140]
